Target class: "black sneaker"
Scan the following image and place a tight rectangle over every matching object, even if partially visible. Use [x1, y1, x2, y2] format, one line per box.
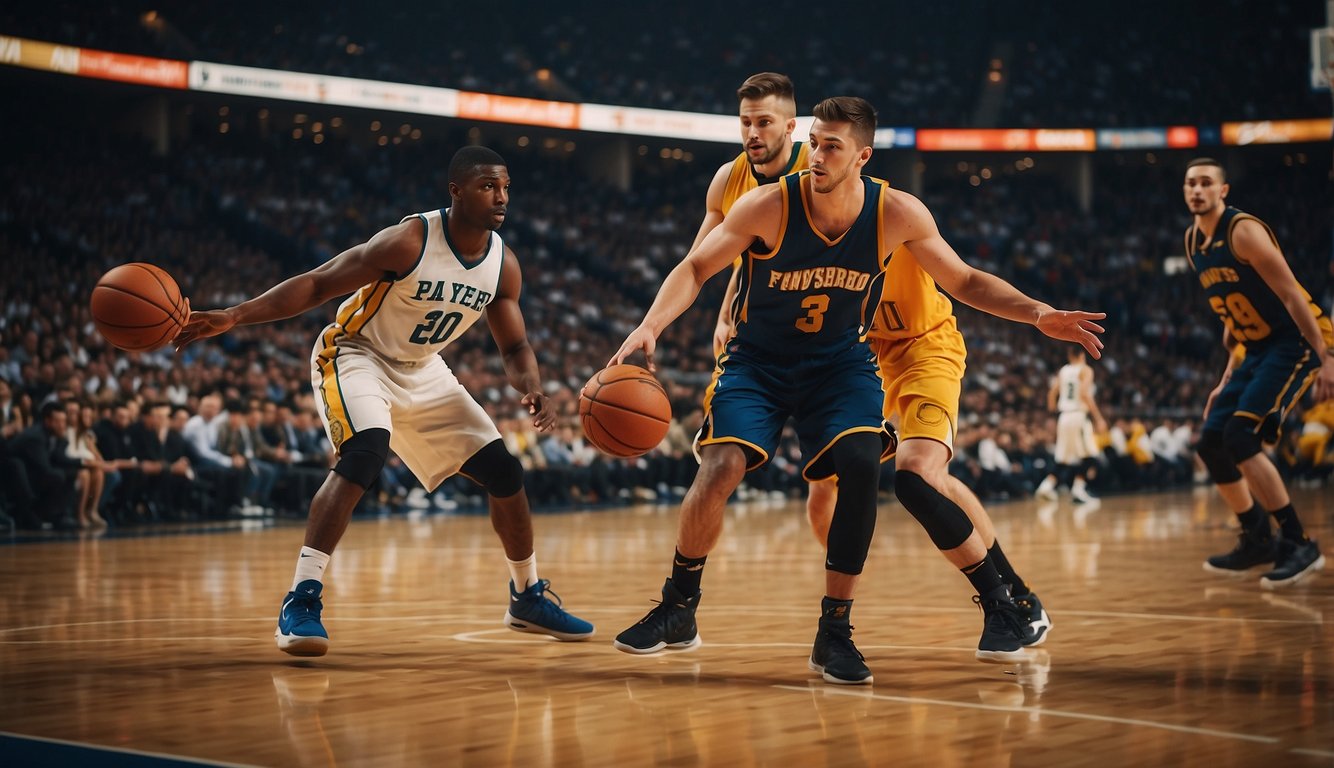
[613, 579, 702, 654]
[1011, 591, 1051, 647]
[974, 592, 1031, 663]
[1260, 538, 1326, 589]
[1204, 531, 1277, 573]
[809, 621, 873, 685]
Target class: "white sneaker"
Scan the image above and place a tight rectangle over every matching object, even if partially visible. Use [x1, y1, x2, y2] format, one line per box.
[405, 488, 431, 510]
[1071, 482, 1096, 505]
[1035, 477, 1058, 501]
[432, 495, 458, 511]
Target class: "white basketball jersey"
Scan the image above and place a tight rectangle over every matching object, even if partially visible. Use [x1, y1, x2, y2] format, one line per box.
[320, 209, 504, 364]
[1056, 363, 1088, 414]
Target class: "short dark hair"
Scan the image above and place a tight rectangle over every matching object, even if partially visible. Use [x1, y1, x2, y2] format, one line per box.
[812, 96, 877, 148]
[39, 400, 63, 421]
[1186, 157, 1226, 182]
[737, 72, 795, 105]
[448, 146, 506, 185]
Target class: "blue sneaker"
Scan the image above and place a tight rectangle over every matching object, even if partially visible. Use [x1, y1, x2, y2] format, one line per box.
[505, 579, 595, 640]
[275, 580, 329, 657]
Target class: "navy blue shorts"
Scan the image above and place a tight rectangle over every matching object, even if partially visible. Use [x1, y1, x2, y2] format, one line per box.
[696, 338, 889, 481]
[1203, 338, 1318, 438]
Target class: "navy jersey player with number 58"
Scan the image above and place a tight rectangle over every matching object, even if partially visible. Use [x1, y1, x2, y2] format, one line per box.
[176, 146, 594, 657]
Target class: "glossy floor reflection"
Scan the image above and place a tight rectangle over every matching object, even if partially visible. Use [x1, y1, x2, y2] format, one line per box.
[1, 486, 1331, 766]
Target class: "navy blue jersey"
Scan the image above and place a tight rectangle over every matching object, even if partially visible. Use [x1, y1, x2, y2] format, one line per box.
[731, 172, 887, 354]
[1184, 206, 1328, 348]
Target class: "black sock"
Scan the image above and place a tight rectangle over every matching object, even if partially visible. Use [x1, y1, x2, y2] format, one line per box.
[988, 542, 1030, 597]
[961, 555, 1008, 601]
[820, 596, 853, 624]
[1237, 503, 1271, 538]
[670, 549, 707, 597]
[1269, 504, 1306, 542]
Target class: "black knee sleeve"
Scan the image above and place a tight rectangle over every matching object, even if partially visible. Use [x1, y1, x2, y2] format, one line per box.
[459, 439, 525, 498]
[1222, 417, 1264, 464]
[895, 470, 975, 550]
[1196, 429, 1242, 484]
[332, 428, 390, 490]
[824, 433, 881, 575]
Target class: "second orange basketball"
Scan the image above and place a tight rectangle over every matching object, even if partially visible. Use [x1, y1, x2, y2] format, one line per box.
[579, 364, 672, 458]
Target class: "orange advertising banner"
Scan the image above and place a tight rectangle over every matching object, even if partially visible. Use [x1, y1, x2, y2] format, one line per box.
[0, 35, 80, 74]
[457, 91, 580, 129]
[78, 49, 187, 89]
[1222, 118, 1332, 145]
[918, 128, 1095, 152]
[917, 129, 1033, 151]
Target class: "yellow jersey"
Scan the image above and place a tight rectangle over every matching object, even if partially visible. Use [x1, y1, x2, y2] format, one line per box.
[864, 240, 956, 342]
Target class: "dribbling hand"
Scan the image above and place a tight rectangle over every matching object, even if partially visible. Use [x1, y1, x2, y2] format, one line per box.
[1035, 310, 1106, 359]
[174, 307, 237, 351]
[609, 326, 658, 372]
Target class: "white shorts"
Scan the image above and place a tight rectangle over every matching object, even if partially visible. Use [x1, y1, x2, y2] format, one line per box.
[311, 337, 501, 491]
[1054, 411, 1097, 465]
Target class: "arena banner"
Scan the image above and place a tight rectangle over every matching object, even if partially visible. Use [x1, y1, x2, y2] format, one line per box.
[1222, 118, 1333, 145]
[189, 61, 458, 116]
[1095, 126, 1200, 150]
[0, 35, 80, 75]
[79, 49, 187, 89]
[579, 103, 737, 142]
[458, 91, 579, 129]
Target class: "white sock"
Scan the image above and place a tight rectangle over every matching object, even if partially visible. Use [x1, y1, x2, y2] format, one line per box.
[292, 546, 331, 590]
[506, 553, 538, 590]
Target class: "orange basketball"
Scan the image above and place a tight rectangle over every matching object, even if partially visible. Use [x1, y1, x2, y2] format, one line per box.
[579, 364, 672, 458]
[90, 263, 189, 352]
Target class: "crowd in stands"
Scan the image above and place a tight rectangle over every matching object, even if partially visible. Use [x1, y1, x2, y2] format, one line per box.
[0, 81, 1330, 532]
[2, 1, 1326, 127]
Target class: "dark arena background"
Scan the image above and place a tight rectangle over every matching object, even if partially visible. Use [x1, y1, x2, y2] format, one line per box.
[1, 2, 1332, 766]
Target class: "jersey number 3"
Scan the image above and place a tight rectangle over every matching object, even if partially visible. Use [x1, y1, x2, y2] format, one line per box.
[409, 310, 463, 345]
[796, 295, 829, 334]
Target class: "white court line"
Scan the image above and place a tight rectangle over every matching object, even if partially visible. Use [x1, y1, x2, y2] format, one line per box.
[0, 730, 255, 767]
[1289, 747, 1334, 759]
[772, 685, 1281, 745]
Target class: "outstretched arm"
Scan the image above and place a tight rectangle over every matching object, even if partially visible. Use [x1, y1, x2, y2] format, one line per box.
[887, 191, 1105, 358]
[609, 185, 781, 370]
[174, 218, 422, 348]
[485, 248, 555, 433]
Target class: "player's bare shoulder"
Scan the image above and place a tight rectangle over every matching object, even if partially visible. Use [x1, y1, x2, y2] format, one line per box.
[878, 186, 938, 247]
[366, 217, 427, 277]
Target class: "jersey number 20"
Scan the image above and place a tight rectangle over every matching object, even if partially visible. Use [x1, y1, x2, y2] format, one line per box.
[409, 310, 463, 345]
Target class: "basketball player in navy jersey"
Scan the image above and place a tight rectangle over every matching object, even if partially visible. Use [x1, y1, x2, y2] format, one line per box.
[1184, 158, 1332, 587]
[176, 146, 594, 656]
[608, 97, 1103, 684]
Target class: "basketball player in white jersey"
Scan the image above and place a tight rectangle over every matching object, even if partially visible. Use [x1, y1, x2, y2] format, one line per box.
[176, 146, 594, 656]
[1036, 347, 1107, 504]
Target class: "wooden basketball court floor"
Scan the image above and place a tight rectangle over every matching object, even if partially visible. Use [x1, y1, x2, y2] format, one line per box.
[1, 486, 1330, 767]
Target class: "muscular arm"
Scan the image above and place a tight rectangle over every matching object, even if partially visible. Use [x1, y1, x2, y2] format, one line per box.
[1234, 218, 1334, 400]
[485, 248, 555, 431]
[691, 164, 739, 350]
[885, 190, 1105, 358]
[610, 185, 782, 368]
[175, 219, 422, 346]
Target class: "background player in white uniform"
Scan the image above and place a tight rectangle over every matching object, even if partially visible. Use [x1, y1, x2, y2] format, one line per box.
[176, 146, 594, 656]
[1036, 347, 1106, 503]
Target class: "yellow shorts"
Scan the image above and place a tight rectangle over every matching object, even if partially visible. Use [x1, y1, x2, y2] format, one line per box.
[870, 320, 966, 457]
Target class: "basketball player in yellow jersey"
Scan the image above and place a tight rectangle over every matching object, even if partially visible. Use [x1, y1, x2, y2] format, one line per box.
[691, 72, 811, 354]
[175, 146, 593, 657]
[805, 242, 1075, 657]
